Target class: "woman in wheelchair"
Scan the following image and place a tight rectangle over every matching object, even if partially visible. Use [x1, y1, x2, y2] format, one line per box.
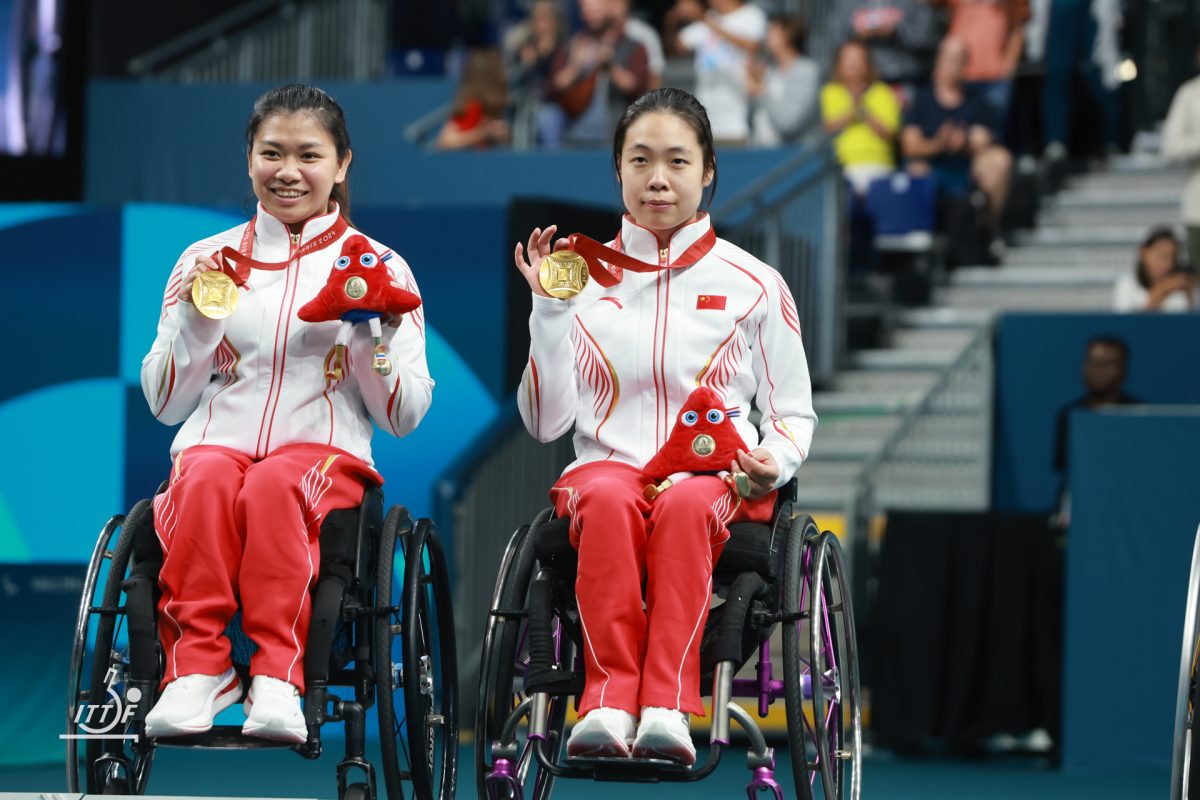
[512, 87, 816, 765]
[138, 84, 433, 744]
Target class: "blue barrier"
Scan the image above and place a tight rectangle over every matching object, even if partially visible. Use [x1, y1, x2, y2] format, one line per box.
[992, 313, 1200, 513]
[1063, 409, 1200, 772]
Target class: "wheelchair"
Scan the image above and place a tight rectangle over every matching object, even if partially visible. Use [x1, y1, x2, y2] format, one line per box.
[476, 481, 862, 800]
[66, 485, 458, 800]
[1172, 524, 1200, 799]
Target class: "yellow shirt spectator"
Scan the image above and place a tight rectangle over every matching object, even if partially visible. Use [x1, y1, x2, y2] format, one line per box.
[821, 81, 900, 169]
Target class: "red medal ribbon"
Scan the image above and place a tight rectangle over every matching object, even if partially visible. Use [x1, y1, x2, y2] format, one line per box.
[211, 215, 349, 286]
[565, 226, 717, 287]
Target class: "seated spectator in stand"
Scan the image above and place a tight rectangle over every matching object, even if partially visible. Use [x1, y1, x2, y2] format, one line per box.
[543, 0, 650, 146]
[902, 36, 1011, 261]
[1163, 37, 1200, 272]
[1053, 335, 1140, 520]
[1112, 227, 1198, 313]
[613, 0, 665, 90]
[668, 0, 768, 144]
[436, 49, 512, 150]
[932, 0, 1029, 130]
[828, 0, 941, 95]
[505, 0, 565, 99]
[821, 40, 902, 193]
[748, 15, 821, 146]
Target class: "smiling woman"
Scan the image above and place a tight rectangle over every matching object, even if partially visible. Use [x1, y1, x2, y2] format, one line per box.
[137, 84, 433, 745]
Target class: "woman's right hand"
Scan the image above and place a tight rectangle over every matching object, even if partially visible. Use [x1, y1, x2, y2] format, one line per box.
[177, 254, 223, 305]
[514, 225, 570, 299]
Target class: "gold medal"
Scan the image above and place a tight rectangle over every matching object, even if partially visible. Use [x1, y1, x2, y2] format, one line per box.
[345, 275, 368, 300]
[538, 250, 589, 299]
[691, 434, 716, 457]
[731, 471, 752, 498]
[191, 270, 239, 320]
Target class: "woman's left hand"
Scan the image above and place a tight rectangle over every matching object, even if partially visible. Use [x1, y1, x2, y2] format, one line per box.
[731, 448, 780, 499]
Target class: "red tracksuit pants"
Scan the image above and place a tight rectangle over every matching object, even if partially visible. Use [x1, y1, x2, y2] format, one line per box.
[153, 443, 380, 692]
[551, 461, 775, 717]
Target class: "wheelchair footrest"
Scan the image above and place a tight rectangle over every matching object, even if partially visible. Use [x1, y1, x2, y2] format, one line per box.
[151, 724, 300, 750]
[561, 755, 690, 782]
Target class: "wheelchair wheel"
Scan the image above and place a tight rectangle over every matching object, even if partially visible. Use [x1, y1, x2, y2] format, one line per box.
[1171, 525, 1200, 800]
[782, 518, 862, 800]
[375, 506, 458, 800]
[476, 513, 571, 800]
[67, 499, 156, 795]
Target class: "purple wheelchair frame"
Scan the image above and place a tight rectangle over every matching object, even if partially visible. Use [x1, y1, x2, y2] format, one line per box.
[480, 517, 861, 800]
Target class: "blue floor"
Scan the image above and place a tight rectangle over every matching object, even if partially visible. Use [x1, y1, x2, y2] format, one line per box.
[0, 744, 1167, 799]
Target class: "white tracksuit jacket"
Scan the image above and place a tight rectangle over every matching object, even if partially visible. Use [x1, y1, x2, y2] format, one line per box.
[518, 213, 816, 487]
[141, 204, 433, 466]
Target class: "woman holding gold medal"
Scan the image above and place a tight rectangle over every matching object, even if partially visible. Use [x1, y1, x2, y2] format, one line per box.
[513, 87, 816, 764]
[139, 84, 432, 743]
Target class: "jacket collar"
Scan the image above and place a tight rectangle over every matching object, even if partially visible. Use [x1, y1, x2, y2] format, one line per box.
[617, 212, 716, 267]
[253, 202, 344, 254]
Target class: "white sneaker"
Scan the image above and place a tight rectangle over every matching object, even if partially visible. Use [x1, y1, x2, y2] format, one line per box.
[242, 675, 308, 744]
[632, 706, 696, 765]
[144, 668, 241, 738]
[566, 707, 636, 758]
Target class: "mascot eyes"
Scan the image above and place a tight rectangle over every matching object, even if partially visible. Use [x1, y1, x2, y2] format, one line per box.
[682, 410, 699, 426]
[706, 409, 725, 424]
[360, 253, 377, 267]
[335, 256, 351, 270]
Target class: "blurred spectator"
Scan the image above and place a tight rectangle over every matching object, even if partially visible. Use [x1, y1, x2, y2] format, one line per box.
[613, 0, 665, 89]
[543, 0, 650, 146]
[1026, 0, 1122, 160]
[1052, 335, 1139, 518]
[1163, 38, 1200, 271]
[668, 0, 768, 144]
[748, 15, 820, 146]
[932, 0, 1030, 129]
[902, 37, 1011, 261]
[504, 0, 565, 97]
[823, 41, 901, 273]
[821, 40, 901, 192]
[436, 49, 512, 150]
[828, 0, 940, 91]
[1112, 227, 1198, 313]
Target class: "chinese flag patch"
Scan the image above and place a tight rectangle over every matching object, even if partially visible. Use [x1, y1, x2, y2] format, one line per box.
[696, 294, 727, 310]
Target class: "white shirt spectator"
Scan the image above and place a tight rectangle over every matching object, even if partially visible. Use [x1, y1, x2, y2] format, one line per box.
[1163, 74, 1200, 228]
[1112, 271, 1198, 313]
[680, 4, 769, 141]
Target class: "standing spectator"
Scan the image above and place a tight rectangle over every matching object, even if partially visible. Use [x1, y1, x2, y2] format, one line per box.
[748, 15, 821, 146]
[1112, 227, 1198, 313]
[669, 0, 768, 144]
[933, 0, 1030, 128]
[1163, 38, 1200, 271]
[821, 40, 902, 192]
[828, 0, 941, 92]
[545, 0, 651, 146]
[1027, 0, 1122, 160]
[436, 49, 512, 150]
[902, 37, 1012, 260]
[613, 0, 666, 90]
